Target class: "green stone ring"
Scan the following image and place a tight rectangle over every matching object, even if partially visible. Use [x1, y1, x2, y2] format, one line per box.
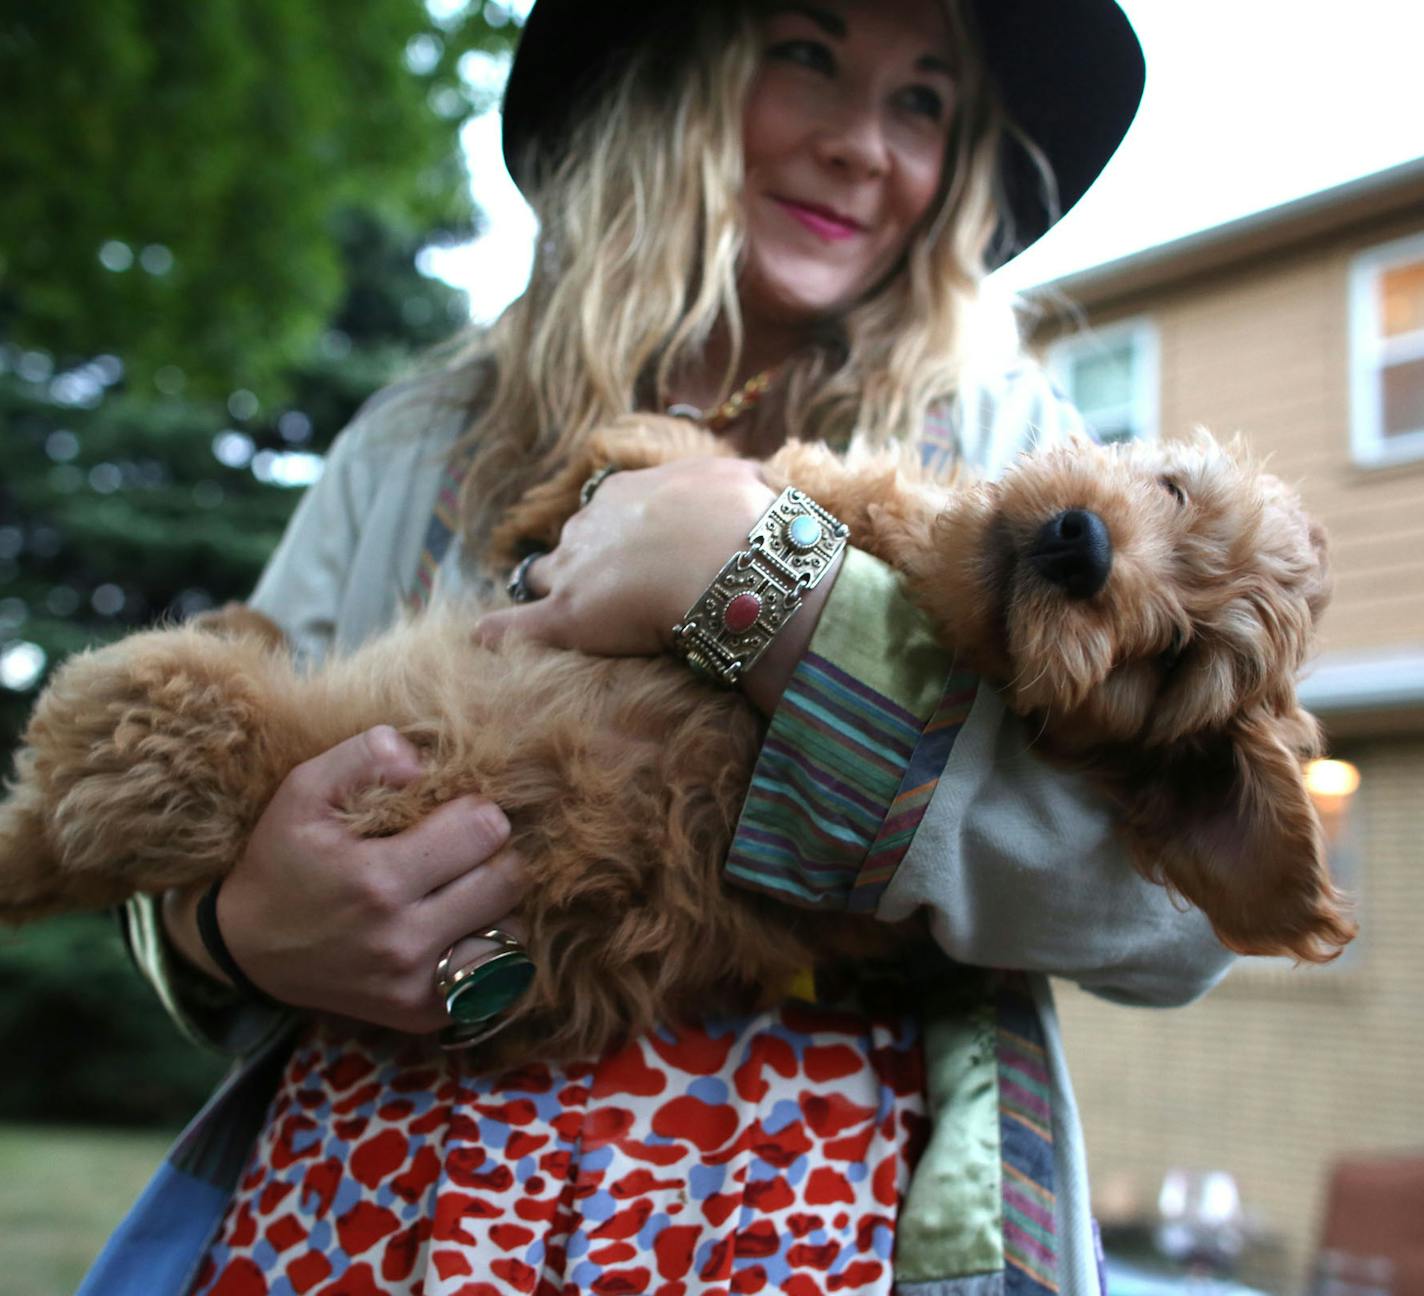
[435, 928, 535, 1050]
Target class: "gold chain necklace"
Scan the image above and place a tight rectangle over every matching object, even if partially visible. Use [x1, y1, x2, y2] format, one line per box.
[666, 366, 779, 432]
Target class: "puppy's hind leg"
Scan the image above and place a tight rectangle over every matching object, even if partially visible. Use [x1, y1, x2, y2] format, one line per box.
[0, 752, 68, 923]
[0, 622, 298, 920]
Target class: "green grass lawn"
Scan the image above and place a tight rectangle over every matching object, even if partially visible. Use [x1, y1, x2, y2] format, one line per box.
[0, 1122, 176, 1296]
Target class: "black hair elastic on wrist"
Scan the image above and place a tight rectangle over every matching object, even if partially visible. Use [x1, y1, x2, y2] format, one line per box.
[195, 878, 281, 1008]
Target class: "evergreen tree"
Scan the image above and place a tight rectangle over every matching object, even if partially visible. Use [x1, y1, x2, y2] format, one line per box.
[0, 209, 485, 1124]
[0, 0, 508, 394]
[0, 1, 519, 1125]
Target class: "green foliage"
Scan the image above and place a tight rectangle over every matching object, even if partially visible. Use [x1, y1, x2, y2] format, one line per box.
[0, 915, 228, 1124]
[0, 209, 478, 750]
[0, 2, 518, 1128]
[0, 0, 505, 396]
[0, 214, 471, 1129]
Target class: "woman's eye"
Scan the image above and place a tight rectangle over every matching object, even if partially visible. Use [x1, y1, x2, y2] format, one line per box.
[897, 84, 947, 121]
[1159, 477, 1187, 506]
[766, 39, 835, 74]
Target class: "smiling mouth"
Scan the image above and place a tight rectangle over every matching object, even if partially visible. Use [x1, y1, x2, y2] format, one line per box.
[772, 197, 865, 242]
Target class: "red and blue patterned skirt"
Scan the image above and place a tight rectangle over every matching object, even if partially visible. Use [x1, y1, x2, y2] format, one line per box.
[189, 998, 928, 1295]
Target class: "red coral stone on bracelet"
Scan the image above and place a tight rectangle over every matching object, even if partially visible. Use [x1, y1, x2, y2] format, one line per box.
[723, 592, 762, 634]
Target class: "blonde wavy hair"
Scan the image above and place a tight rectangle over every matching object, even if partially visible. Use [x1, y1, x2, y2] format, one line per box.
[452, 0, 1009, 536]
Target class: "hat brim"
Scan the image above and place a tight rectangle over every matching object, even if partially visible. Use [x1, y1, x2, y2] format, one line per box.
[501, 0, 1144, 268]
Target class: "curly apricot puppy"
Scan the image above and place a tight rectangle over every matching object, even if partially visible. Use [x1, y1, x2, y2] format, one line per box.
[0, 419, 1352, 1063]
[514, 418, 1353, 969]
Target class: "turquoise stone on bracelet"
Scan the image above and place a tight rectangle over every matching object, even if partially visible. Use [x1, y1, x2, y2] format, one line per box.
[445, 950, 535, 1025]
[787, 513, 822, 551]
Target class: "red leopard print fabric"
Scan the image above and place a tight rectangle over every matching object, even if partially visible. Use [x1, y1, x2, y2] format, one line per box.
[190, 1000, 928, 1295]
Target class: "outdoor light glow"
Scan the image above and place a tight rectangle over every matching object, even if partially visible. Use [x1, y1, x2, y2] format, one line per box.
[1198, 1171, 1242, 1226]
[17, 351, 54, 384]
[252, 450, 324, 488]
[45, 430, 79, 462]
[278, 410, 313, 444]
[91, 584, 126, 617]
[228, 389, 260, 421]
[1, 641, 47, 692]
[89, 463, 123, 494]
[140, 244, 174, 275]
[405, 33, 442, 75]
[98, 240, 134, 272]
[1305, 759, 1361, 799]
[212, 430, 255, 468]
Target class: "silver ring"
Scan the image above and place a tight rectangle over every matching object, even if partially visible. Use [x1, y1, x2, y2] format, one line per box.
[579, 464, 621, 508]
[506, 551, 545, 604]
[434, 927, 525, 996]
[435, 927, 534, 1051]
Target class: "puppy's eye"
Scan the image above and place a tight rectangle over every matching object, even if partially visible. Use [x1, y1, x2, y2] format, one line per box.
[1159, 477, 1187, 506]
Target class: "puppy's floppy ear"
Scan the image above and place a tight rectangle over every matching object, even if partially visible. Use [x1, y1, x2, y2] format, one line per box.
[1118, 705, 1356, 963]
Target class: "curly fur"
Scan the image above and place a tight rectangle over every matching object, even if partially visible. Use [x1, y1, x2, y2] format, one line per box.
[0, 418, 1354, 1063]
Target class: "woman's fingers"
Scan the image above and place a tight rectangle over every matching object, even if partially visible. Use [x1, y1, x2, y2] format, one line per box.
[423, 845, 528, 951]
[294, 724, 426, 811]
[382, 793, 512, 900]
[523, 552, 556, 601]
[420, 850, 531, 1027]
[473, 587, 574, 651]
[474, 457, 772, 657]
[203, 723, 526, 1033]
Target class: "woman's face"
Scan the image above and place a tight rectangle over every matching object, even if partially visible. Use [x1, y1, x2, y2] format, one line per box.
[739, 0, 956, 329]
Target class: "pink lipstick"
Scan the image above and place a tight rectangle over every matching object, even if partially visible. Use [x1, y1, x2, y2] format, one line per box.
[774, 197, 864, 243]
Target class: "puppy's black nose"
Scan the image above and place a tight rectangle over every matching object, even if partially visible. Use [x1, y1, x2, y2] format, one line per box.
[1029, 509, 1112, 599]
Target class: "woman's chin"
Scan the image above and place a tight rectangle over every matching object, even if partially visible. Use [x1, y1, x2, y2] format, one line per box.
[738, 275, 860, 332]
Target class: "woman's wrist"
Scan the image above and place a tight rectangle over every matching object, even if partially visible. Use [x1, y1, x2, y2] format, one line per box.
[667, 482, 848, 715]
[740, 547, 845, 714]
[161, 883, 235, 988]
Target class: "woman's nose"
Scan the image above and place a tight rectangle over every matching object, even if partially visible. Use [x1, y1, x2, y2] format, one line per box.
[812, 94, 888, 177]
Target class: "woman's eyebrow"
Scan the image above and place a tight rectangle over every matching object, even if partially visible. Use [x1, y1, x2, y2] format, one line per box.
[766, 3, 847, 38]
[767, 4, 955, 76]
[917, 54, 955, 79]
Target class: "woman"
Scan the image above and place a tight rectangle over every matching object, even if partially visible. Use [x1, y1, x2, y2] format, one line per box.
[85, 1, 1232, 1293]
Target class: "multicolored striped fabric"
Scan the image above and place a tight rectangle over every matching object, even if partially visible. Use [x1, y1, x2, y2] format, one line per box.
[404, 456, 467, 613]
[918, 397, 962, 476]
[726, 646, 924, 906]
[849, 669, 979, 913]
[725, 544, 978, 916]
[996, 977, 1060, 1296]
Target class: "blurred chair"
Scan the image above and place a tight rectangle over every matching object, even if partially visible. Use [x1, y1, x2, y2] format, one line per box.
[1313, 1152, 1424, 1296]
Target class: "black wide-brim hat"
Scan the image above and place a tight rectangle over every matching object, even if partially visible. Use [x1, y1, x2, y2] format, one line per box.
[501, 0, 1144, 269]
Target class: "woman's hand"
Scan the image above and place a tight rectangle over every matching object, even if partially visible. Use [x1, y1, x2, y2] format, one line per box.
[475, 456, 774, 656]
[473, 455, 844, 712]
[163, 725, 527, 1034]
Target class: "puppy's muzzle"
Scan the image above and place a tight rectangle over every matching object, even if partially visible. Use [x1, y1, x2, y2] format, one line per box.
[1029, 509, 1112, 599]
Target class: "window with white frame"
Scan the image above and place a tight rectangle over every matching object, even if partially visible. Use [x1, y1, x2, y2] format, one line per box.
[1350, 231, 1424, 466]
[1045, 317, 1159, 444]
